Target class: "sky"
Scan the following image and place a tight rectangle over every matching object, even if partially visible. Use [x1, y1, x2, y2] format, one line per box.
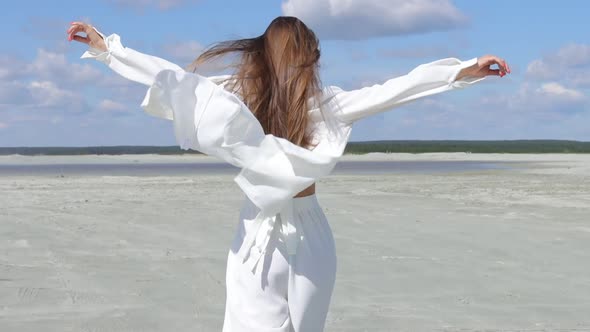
[1, 0, 589, 147]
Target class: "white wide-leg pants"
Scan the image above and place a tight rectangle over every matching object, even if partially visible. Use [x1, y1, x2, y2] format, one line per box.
[223, 194, 337, 332]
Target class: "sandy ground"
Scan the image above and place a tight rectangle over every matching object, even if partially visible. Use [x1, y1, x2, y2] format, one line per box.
[1, 153, 589, 331]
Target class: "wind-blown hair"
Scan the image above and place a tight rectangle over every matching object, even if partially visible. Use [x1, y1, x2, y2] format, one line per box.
[189, 16, 321, 149]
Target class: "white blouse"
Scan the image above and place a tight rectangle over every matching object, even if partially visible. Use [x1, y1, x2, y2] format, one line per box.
[81, 27, 485, 273]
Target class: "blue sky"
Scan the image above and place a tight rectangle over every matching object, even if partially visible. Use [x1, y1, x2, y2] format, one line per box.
[1, 0, 589, 147]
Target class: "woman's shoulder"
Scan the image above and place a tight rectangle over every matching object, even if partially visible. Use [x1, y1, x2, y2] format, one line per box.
[304, 86, 351, 125]
[320, 85, 345, 100]
[309, 85, 345, 111]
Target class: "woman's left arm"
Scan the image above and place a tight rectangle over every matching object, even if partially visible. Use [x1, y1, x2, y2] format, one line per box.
[326, 55, 510, 125]
[456, 54, 510, 81]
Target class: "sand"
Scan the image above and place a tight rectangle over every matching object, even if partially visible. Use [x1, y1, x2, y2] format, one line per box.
[1, 153, 589, 331]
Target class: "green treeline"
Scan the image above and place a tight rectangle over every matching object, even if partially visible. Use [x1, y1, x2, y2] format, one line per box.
[343, 140, 590, 154]
[1, 140, 589, 156]
[0, 146, 202, 156]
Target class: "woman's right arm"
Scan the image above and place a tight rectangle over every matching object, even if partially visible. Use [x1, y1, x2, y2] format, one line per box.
[69, 22, 184, 86]
[69, 22, 232, 88]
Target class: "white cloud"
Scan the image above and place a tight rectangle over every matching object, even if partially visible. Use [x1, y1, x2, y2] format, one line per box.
[1, 44, 140, 115]
[0, 78, 87, 115]
[482, 81, 586, 115]
[26, 49, 103, 84]
[537, 82, 585, 102]
[98, 99, 129, 113]
[0, 122, 7, 129]
[526, 43, 590, 87]
[28, 81, 83, 109]
[0, 42, 136, 117]
[526, 59, 557, 81]
[281, 0, 467, 40]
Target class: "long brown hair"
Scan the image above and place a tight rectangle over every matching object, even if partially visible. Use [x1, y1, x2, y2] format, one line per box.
[189, 16, 321, 149]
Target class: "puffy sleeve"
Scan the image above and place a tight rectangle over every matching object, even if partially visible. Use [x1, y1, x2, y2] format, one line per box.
[80, 27, 184, 87]
[327, 57, 485, 125]
[80, 27, 236, 118]
[140, 69, 339, 217]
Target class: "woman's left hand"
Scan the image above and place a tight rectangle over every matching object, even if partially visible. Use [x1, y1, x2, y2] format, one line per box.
[457, 54, 510, 80]
[473, 54, 510, 78]
[67, 21, 107, 52]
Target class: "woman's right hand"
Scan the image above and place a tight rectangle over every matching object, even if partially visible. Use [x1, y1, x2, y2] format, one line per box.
[67, 21, 107, 52]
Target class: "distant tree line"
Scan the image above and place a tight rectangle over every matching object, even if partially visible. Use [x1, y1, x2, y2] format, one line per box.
[343, 140, 590, 154]
[1, 140, 589, 156]
[0, 146, 202, 156]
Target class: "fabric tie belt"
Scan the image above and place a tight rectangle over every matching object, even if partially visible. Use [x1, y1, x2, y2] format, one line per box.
[236, 199, 301, 274]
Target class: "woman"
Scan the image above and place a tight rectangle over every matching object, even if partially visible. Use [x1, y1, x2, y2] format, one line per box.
[67, 16, 509, 332]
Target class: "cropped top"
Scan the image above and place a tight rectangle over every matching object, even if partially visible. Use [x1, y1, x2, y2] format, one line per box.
[80, 27, 485, 273]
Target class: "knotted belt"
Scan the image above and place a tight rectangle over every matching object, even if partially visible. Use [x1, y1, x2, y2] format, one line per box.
[236, 199, 301, 274]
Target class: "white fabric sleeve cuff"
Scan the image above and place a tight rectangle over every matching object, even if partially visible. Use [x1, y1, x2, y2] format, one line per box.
[450, 57, 486, 88]
[79, 27, 127, 63]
